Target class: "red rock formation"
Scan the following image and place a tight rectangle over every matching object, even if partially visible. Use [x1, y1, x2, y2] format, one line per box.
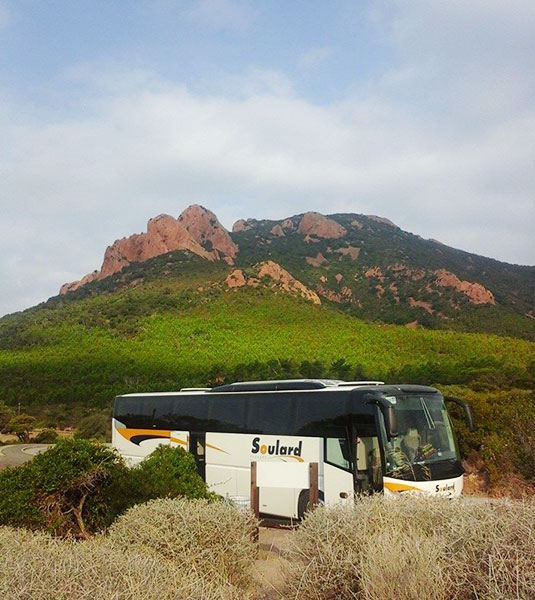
[257, 261, 321, 304]
[364, 267, 385, 282]
[270, 224, 285, 237]
[409, 297, 434, 314]
[298, 212, 347, 239]
[225, 269, 246, 288]
[366, 215, 397, 228]
[435, 269, 495, 305]
[281, 218, 295, 230]
[60, 205, 236, 295]
[178, 205, 237, 261]
[232, 218, 256, 233]
[224, 261, 320, 305]
[336, 246, 360, 260]
[306, 253, 328, 267]
[316, 284, 353, 304]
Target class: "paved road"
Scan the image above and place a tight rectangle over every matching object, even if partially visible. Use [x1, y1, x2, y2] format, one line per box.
[0, 444, 51, 470]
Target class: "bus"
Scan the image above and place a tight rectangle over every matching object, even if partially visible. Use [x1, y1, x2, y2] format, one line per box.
[112, 379, 474, 519]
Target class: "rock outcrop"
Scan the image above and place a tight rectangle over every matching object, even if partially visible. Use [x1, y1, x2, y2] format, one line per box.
[225, 261, 320, 305]
[366, 215, 397, 228]
[306, 253, 328, 267]
[336, 246, 360, 260]
[435, 270, 495, 305]
[316, 284, 353, 304]
[298, 212, 347, 239]
[60, 205, 236, 294]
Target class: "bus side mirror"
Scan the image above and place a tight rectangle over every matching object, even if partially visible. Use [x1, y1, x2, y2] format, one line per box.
[445, 396, 475, 432]
[364, 394, 398, 439]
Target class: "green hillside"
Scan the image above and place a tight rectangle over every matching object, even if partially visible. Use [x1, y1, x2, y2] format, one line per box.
[1, 243, 534, 492]
[233, 213, 535, 340]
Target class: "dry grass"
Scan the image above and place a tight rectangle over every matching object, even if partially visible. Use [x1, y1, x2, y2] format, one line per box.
[107, 497, 259, 589]
[0, 526, 245, 600]
[283, 495, 535, 600]
[0, 497, 258, 599]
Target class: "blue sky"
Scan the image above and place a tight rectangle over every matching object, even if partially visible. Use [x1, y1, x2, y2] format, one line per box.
[0, 0, 534, 316]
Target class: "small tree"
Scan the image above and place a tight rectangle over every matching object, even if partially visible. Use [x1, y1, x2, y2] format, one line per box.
[6, 414, 36, 442]
[131, 445, 213, 503]
[0, 439, 127, 538]
[0, 441, 213, 538]
[0, 404, 13, 432]
[74, 413, 109, 441]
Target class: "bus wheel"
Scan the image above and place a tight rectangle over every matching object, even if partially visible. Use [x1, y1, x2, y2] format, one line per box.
[297, 490, 310, 520]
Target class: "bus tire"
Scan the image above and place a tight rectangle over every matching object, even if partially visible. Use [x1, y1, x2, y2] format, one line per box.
[297, 490, 310, 520]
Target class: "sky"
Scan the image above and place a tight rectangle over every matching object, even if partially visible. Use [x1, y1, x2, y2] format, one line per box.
[1, 0, 534, 317]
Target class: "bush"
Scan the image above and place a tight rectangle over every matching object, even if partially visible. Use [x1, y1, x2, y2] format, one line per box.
[74, 413, 110, 441]
[128, 445, 212, 503]
[0, 439, 128, 537]
[108, 497, 258, 589]
[0, 526, 244, 600]
[5, 413, 35, 442]
[33, 428, 59, 444]
[283, 496, 535, 600]
[0, 442, 214, 538]
[0, 404, 13, 431]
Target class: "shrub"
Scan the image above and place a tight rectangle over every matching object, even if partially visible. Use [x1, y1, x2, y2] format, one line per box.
[74, 413, 110, 441]
[0, 526, 244, 600]
[33, 428, 59, 443]
[0, 404, 13, 431]
[0, 442, 215, 538]
[283, 496, 535, 600]
[108, 497, 258, 589]
[0, 439, 128, 537]
[128, 445, 212, 503]
[5, 413, 35, 442]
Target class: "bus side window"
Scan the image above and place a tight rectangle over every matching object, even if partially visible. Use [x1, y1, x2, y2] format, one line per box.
[325, 437, 351, 470]
[356, 435, 382, 493]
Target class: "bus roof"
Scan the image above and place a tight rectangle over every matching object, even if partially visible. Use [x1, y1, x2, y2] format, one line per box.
[116, 381, 438, 398]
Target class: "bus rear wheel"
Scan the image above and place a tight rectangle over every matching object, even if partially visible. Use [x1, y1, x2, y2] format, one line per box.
[297, 490, 310, 520]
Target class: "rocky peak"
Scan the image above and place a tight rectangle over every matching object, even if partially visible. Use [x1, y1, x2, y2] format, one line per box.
[60, 205, 236, 295]
[232, 218, 257, 233]
[178, 205, 237, 261]
[298, 212, 347, 239]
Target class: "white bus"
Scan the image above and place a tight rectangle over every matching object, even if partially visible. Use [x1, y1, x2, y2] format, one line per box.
[112, 379, 474, 519]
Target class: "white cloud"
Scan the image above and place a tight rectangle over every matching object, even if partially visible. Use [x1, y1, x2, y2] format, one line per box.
[1, 1, 534, 316]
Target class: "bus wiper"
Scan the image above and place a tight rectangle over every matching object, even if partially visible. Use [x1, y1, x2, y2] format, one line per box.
[420, 398, 435, 430]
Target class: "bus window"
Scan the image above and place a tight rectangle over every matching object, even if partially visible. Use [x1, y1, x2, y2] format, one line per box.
[325, 437, 350, 470]
[355, 417, 383, 493]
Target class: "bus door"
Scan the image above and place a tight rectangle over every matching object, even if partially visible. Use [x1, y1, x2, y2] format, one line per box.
[354, 414, 383, 493]
[323, 427, 354, 507]
[189, 432, 206, 480]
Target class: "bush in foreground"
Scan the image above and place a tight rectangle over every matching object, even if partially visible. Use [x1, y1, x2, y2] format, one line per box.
[283, 495, 535, 600]
[0, 441, 212, 538]
[0, 526, 244, 600]
[108, 497, 259, 589]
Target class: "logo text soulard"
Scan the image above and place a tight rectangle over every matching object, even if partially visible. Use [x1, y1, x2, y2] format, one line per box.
[251, 437, 303, 457]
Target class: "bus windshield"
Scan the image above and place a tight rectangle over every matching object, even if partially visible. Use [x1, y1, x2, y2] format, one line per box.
[384, 394, 460, 480]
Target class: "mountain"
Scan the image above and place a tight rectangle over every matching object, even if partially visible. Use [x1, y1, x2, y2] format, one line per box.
[1, 206, 534, 492]
[55, 205, 535, 340]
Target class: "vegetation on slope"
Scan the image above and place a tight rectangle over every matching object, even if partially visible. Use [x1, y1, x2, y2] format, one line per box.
[0, 258, 534, 490]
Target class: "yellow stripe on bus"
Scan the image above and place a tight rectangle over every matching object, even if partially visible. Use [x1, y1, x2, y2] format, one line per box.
[384, 482, 423, 493]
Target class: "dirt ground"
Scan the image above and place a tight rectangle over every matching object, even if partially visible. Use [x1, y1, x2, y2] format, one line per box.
[253, 527, 294, 599]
